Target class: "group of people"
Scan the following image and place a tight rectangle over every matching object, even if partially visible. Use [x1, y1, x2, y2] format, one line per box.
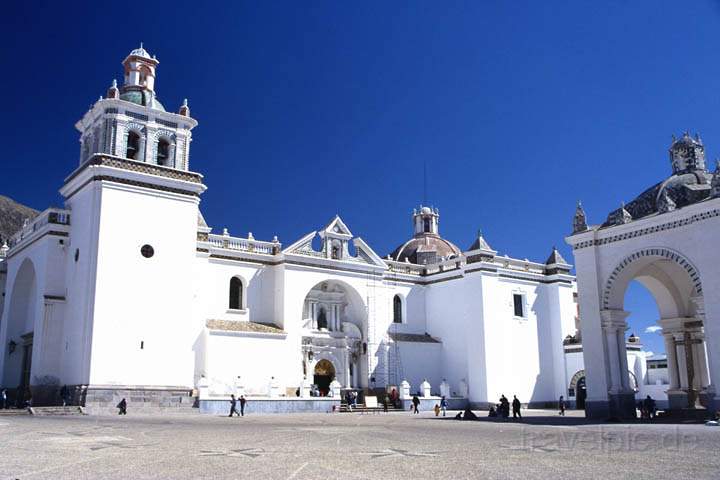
[488, 395, 523, 420]
[229, 394, 247, 417]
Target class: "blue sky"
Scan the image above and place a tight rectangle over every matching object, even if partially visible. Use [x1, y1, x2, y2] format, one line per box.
[3, 1, 719, 355]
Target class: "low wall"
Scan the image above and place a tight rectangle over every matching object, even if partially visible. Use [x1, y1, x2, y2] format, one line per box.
[82, 386, 195, 415]
[200, 397, 340, 415]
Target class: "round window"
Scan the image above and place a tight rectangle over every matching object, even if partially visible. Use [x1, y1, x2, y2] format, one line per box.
[141, 244, 154, 258]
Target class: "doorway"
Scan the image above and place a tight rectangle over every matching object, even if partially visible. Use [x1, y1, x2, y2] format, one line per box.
[313, 359, 335, 396]
[576, 376, 586, 409]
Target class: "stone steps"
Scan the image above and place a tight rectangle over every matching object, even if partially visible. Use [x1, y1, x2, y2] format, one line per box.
[30, 406, 86, 416]
[0, 408, 31, 416]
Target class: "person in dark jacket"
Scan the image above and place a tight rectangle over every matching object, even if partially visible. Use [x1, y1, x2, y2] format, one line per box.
[229, 394, 240, 417]
[117, 398, 127, 415]
[411, 395, 420, 414]
[512, 395, 522, 419]
[239, 395, 246, 416]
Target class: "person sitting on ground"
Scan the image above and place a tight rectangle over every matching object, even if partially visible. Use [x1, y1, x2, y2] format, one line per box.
[488, 406, 497, 417]
[454, 411, 463, 420]
[463, 407, 478, 420]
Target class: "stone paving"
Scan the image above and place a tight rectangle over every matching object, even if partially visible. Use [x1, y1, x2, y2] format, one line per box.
[0, 409, 719, 479]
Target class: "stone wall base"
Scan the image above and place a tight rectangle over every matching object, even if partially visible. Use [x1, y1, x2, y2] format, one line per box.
[199, 398, 340, 414]
[82, 386, 196, 415]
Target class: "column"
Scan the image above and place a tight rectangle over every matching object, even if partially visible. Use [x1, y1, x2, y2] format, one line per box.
[675, 333, 689, 389]
[605, 326, 621, 392]
[345, 350, 351, 389]
[616, 329, 631, 391]
[664, 333, 680, 389]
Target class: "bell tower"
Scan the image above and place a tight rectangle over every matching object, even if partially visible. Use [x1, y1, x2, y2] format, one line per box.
[75, 45, 197, 170]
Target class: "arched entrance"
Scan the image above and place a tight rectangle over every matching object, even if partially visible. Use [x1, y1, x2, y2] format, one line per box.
[2, 259, 38, 403]
[313, 359, 335, 396]
[301, 280, 367, 389]
[570, 243, 713, 418]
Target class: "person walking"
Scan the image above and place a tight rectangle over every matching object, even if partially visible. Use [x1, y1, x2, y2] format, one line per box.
[440, 396, 448, 417]
[412, 394, 420, 414]
[229, 394, 240, 417]
[0, 389, 6, 409]
[117, 398, 127, 415]
[382, 394, 389, 413]
[239, 395, 246, 416]
[512, 395, 522, 419]
[558, 395, 566, 416]
[60, 385, 69, 406]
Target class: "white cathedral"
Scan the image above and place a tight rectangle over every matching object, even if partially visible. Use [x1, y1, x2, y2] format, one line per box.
[0, 47, 660, 414]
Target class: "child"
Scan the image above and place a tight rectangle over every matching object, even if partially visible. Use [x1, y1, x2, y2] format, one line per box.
[434, 404, 441, 416]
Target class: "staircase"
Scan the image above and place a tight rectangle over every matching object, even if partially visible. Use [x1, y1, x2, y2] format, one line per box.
[30, 406, 86, 416]
[0, 408, 31, 416]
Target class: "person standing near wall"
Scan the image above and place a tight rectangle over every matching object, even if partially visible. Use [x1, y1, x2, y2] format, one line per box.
[558, 395, 566, 416]
[229, 394, 240, 417]
[412, 395, 420, 414]
[239, 395, 246, 416]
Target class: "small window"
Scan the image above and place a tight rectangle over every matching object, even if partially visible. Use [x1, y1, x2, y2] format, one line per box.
[229, 277, 244, 310]
[423, 218, 431, 233]
[393, 295, 402, 323]
[317, 308, 328, 329]
[157, 138, 170, 166]
[141, 244, 154, 258]
[513, 293, 525, 318]
[126, 131, 141, 160]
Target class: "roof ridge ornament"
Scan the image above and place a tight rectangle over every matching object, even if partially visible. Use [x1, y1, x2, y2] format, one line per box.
[572, 200, 588, 234]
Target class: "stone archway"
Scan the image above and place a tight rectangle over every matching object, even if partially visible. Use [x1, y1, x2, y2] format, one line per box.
[301, 280, 367, 389]
[569, 240, 713, 418]
[602, 248, 710, 411]
[2, 258, 38, 397]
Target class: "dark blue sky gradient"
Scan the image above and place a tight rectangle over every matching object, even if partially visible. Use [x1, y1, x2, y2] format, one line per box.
[4, 1, 719, 355]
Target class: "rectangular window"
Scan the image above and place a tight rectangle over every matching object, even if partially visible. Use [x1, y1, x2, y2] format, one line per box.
[513, 293, 525, 318]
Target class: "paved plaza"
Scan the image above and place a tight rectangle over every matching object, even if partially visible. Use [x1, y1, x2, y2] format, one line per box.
[1, 409, 719, 480]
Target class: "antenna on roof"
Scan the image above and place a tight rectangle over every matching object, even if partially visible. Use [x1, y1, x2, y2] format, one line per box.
[423, 158, 428, 205]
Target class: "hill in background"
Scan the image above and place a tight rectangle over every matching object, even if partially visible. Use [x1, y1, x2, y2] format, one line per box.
[0, 195, 39, 244]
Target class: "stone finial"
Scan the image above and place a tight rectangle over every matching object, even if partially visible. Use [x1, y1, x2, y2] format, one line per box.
[272, 235, 279, 243]
[179, 98, 190, 116]
[658, 189, 676, 213]
[0, 241, 9, 258]
[247, 232, 254, 240]
[572, 201, 588, 234]
[106, 78, 120, 99]
[620, 202, 632, 224]
[222, 228, 229, 236]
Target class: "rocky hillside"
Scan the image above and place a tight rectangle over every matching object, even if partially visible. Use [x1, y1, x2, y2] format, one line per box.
[0, 195, 39, 244]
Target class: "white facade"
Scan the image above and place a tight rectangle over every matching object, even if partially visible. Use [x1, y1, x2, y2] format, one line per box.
[0, 47, 635, 411]
[567, 132, 720, 418]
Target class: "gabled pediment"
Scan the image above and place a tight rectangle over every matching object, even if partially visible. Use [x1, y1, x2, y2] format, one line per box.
[283, 216, 386, 269]
[320, 215, 353, 239]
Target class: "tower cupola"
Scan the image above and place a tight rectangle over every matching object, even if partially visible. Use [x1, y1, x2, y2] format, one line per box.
[413, 205, 439, 235]
[669, 132, 706, 174]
